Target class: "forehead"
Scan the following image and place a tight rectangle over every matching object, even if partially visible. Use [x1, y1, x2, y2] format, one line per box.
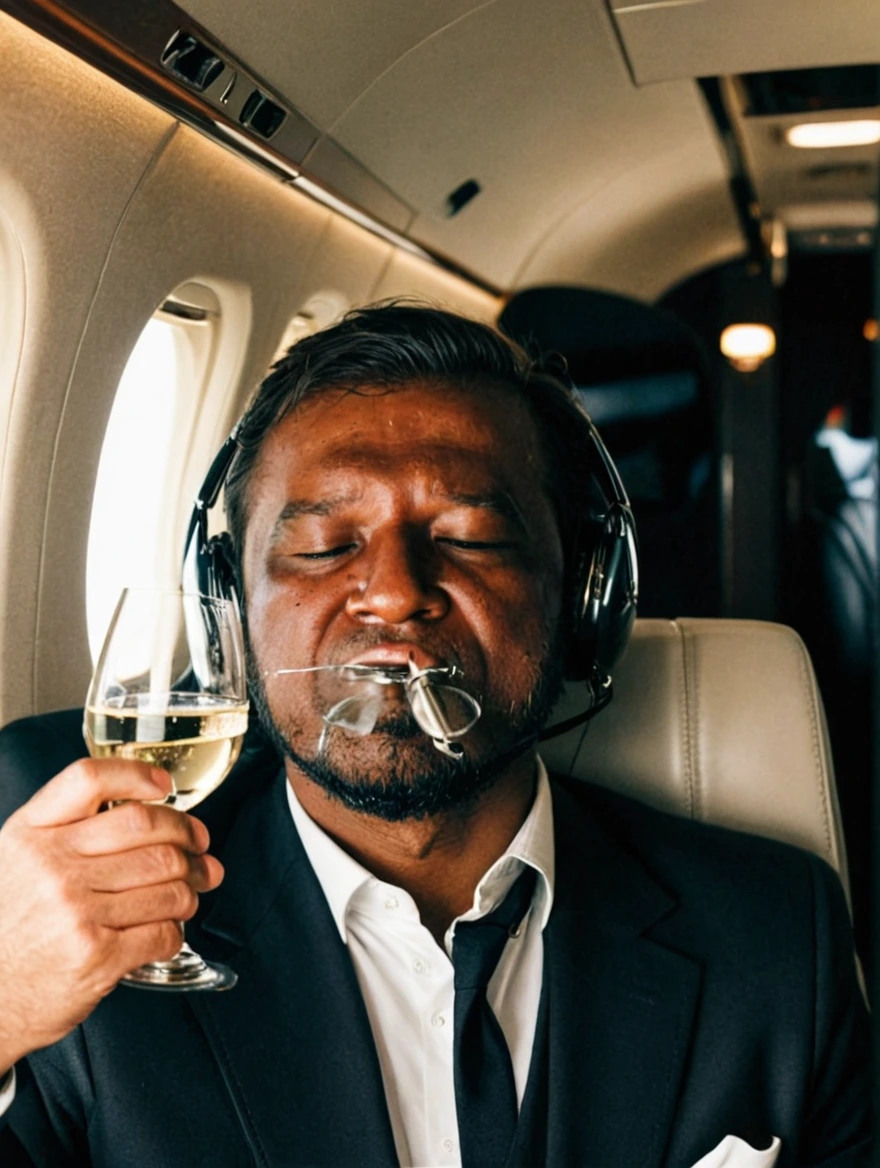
[249, 380, 549, 497]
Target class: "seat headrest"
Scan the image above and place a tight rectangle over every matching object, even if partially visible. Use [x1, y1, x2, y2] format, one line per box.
[541, 618, 849, 892]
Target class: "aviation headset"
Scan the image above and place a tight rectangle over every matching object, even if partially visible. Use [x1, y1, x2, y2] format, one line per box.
[183, 390, 638, 729]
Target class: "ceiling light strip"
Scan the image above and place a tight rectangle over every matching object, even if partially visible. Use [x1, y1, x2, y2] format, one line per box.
[785, 120, 880, 149]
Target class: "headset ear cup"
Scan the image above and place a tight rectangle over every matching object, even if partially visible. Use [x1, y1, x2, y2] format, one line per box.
[563, 519, 602, 681]
[203, 531, 241, 609]
[564, 504, 638, 682]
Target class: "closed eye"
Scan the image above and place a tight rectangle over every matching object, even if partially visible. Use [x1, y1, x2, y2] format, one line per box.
[437, 538, 517, 550]
[295, 544, 357, 560]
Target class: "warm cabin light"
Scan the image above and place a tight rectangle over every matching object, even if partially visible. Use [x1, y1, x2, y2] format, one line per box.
[785, 120, 880, 149]
[863, 318, 878, 342]
[719, 324, 776, 373]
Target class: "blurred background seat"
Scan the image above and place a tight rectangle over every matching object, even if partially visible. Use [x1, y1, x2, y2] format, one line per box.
[499, 285, 720, 618]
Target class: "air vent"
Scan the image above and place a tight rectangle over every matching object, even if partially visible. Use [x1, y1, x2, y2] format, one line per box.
[160, 32, 224, 92]
[239, 91, 286, 140]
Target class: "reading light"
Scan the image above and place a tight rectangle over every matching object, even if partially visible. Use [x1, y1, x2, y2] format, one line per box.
[720, 324, 776, 372]
[785, 120, 880, 149]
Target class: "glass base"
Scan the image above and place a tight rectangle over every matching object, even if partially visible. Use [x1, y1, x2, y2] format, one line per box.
[120, 942, 237, 992]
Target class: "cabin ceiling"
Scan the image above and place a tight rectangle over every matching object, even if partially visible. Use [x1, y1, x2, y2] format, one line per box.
[8, 0, 880, 296]
[727, 76, 880, 246]
[175, 0, 741, 295]
[175, 0, 880, 291]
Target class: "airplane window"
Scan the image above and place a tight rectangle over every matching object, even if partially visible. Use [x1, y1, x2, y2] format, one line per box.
[271, 290, 350, 365]
[86, 307, 215, 661]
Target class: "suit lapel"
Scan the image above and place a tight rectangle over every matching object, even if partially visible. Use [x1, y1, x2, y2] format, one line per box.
[181, 767, 701, 1167]
[543, 780, 702, 1168]
[186, 773, 398, 1167]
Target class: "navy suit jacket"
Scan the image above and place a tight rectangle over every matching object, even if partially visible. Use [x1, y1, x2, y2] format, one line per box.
[0, 710, 871, 1167]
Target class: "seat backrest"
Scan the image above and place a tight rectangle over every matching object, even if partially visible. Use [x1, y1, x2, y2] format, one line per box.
[541, 618, 850, 896]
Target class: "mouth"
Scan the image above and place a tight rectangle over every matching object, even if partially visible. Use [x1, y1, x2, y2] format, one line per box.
[343, 644, 448, 673]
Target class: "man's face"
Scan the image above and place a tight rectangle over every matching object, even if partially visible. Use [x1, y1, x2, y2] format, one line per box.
[241, 379, 565, 819]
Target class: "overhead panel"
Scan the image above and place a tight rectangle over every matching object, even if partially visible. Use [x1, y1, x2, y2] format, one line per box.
[608, 0, 880, 86]
[329, 0, 740, 289]
[39, 0, 744, 294]
[177, 0, 489, 129]
[721, 70, 880, 248]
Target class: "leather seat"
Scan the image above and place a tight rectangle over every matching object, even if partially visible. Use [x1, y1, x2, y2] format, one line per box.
[541, 618, 850, 898]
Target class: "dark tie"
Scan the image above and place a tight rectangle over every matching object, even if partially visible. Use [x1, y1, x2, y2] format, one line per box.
[452, 865, 538, 1168]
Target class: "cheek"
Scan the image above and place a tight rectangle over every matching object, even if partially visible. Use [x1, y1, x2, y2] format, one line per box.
[459, 570, 560, 694]
[245, 575, 337, 675]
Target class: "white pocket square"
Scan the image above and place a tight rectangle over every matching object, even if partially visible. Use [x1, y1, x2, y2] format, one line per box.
[689, 1134, 781, 1168]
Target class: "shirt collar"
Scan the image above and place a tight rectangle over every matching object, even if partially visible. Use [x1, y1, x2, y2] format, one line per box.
[473, 755, 555, 930]
[287, 779, 374, 941]
[286, 756, 556, 942]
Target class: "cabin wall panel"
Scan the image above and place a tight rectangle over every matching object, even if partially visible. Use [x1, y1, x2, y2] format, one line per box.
[0, 14, 175, 726]
[299, 212, 396, 323]
[32, 126, 334, 715]
[370, 249, 497, 321]
[0, 41, 499, 720]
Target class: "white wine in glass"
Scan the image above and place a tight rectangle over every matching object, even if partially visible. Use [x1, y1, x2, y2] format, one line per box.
[84, 696, 248, 813]
[85, 588, 248, 991]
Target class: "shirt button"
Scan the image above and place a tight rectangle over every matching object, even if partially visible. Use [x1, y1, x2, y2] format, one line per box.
[442, 1137, 455, 1153]
[412, 958, 427, 974]
[384, 895, 399, 910]
[431, 1012, 446, 1028]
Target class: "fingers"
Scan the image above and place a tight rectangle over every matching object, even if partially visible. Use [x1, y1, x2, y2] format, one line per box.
[85, 848, 224, 894]
[66, 801, 209, 858]
[21, 759, 172, 827]
[92, 881, 201, 929]
[109, 921, 186, 978]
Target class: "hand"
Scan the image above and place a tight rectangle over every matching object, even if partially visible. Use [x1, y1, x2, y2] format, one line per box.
[0, 759, 224, 1071]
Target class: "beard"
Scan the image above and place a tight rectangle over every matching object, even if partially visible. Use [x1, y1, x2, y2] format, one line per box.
[247, 631, 564, 823]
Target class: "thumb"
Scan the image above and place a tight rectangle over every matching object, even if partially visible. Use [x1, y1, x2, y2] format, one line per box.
[20, 760, 172, 827]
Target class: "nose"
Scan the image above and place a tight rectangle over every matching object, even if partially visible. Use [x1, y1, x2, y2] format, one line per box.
[345, 529, 449, 626]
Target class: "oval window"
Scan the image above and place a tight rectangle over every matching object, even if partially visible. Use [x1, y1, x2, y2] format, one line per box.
[86, 289, 220, 662]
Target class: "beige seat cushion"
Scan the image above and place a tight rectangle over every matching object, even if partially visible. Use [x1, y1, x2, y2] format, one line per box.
[541, 618, 849, 894]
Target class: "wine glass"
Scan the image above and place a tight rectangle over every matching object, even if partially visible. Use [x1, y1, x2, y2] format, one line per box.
[84, 587, 248, 991]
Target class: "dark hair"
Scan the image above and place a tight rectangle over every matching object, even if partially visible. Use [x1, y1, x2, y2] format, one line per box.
[225, 301, 596, 570]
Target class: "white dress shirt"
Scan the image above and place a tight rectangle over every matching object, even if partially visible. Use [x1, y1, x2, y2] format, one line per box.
[0, 761, 554, 1166]
[0, 1063, 13, 1118]
[287, 760, 554, 1168]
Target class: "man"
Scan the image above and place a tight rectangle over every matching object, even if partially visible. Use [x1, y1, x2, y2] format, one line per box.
[0, 305, 870, 1166]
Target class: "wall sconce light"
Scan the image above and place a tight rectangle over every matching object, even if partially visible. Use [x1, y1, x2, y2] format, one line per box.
[720, 323, 776, 373]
